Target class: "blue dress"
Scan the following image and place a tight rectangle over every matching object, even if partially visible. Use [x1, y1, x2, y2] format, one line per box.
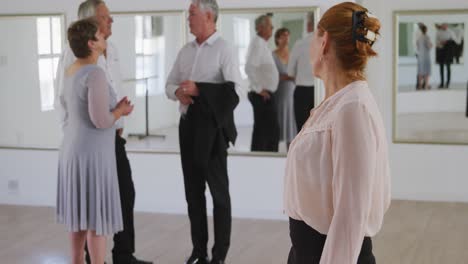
[56, 64, 123, 235]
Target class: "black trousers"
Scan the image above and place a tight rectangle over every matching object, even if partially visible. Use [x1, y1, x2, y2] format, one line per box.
[287, 218, 375, 264]
[248, 91, 279, 152]
[85, 133, 136, 264]
[294, 86, 315, 131]
[179, 113, 231, 261]
[439, 63, 451, 88]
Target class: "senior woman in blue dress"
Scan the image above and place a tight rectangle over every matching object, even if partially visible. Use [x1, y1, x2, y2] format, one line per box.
[56, 18, 133, 264]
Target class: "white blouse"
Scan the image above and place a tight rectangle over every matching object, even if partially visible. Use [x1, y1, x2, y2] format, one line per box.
[283, 80, 391, 264]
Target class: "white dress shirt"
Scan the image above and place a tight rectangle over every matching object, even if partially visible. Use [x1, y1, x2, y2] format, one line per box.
[436, 28, 457, 48]
[284, 81, 391, 264]
[55, 41, 123, 130]
[165, 31, 242, 114]
[245, 35, 279, 93]
[287, 33, 315, 86]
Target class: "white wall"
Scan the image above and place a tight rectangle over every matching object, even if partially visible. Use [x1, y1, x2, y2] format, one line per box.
[363, 0, 468, 202]
[4, 0, 468, 219]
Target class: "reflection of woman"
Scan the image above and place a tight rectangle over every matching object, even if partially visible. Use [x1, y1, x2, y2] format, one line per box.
[416, 24, 432, 90]
[273, 28, 297, 149]
[284, 3, 390, 264]
[56, 19, 133, 264]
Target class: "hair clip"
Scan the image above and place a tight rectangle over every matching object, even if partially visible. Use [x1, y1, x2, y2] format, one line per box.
[352, 10, 377, 47]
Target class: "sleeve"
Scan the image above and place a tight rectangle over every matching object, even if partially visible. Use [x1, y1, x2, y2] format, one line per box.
[320, 102, 377, 264]
[165, 49, 183, 101]
[106, 43, 125, 129]
[54, 47, 75, 131]
[87, 67, 116, 129]
[287, 41, 300, 78]
[245, 40, 264, 93]
[221, 45, 242, 91]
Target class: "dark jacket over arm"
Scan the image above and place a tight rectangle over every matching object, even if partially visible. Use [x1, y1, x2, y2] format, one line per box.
[196, 81, 239, 145]
[184, 81, 239, 169]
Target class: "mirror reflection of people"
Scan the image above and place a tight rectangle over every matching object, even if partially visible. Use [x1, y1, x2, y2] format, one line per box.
[416, 24, 433, 90]
[245, 14, 280, 152]
[452, 24, 464, 64]
[284, 3, 390, 264]
[436, 23, 457, 89]
[165, 0, 242, 263]
[55, 1, 152, 264]
[273, 28, 297, 149]
[56, 18, 134, 264]
[288, 12, 316, 131]
[413, 22, 423, 89]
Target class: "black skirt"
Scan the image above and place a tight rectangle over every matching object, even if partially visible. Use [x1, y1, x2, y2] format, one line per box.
[287, 218, 376, 264]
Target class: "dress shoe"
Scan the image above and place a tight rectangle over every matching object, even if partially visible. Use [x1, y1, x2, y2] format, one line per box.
[210, 259, 225, 264]
[130, 256, 153, 264]
[185, 255, 209, 264]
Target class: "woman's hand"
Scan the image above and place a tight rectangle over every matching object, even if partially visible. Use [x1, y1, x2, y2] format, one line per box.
[115, 96, 134, 116]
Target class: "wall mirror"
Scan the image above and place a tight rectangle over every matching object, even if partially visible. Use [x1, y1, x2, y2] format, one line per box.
[394, 10, 468, 144]
[113, 7, 320, 156]
[217, 7, 320, 155]
[0, 7, 321, 156]
[111, 11, 186, 153]
[0, 14, 65, 149]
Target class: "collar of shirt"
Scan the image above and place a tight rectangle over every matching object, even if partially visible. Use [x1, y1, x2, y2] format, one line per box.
[191, 31, 221, 48]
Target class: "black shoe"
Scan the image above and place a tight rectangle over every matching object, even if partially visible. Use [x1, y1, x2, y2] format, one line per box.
[130, 256, 153, 264]
[185, 255, 209, 264]
[438, 84, 444, 88]
[210, 259, 225, 264]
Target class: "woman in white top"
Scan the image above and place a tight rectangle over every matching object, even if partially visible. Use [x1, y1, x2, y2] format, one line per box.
[283, 2, 391, 264]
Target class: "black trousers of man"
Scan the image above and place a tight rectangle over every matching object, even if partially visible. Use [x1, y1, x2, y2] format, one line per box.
[248, 91, 279, 152]
[294, 86, 315, 131]
[179, 104, 231, 261]
[439, 62, 451, 88]
[85, 133, 136, 264]
[466, 81, 468, 117]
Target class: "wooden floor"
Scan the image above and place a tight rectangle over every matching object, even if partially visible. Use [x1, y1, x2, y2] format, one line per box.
[2, 200, 468, 264]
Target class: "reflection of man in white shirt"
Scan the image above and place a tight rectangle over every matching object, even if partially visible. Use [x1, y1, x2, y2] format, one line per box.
[245, 14, 280, 152]
[287, 12, 315, 131]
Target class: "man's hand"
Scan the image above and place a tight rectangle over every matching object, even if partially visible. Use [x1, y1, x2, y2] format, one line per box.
[180, 80, 199, 96]
[175, 87, 194, 106]
[259, 89, 271, 101]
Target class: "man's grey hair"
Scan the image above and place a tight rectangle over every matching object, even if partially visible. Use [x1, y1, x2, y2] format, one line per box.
[255, 14, 271, 32]
[77, 0, 105, 19]
[191, 0, 219, 23]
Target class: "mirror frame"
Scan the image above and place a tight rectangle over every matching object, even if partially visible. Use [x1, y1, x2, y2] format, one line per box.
[393, 9, 468, 146]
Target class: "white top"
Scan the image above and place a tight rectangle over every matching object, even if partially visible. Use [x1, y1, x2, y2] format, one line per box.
[283, 80, 391, 264]
[245, 35, 279, 93]
[55, 41, 123, 130]
[165, 31, 242, 114]
[436, 28, 457, 48]
[287, 33, 315, 86]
